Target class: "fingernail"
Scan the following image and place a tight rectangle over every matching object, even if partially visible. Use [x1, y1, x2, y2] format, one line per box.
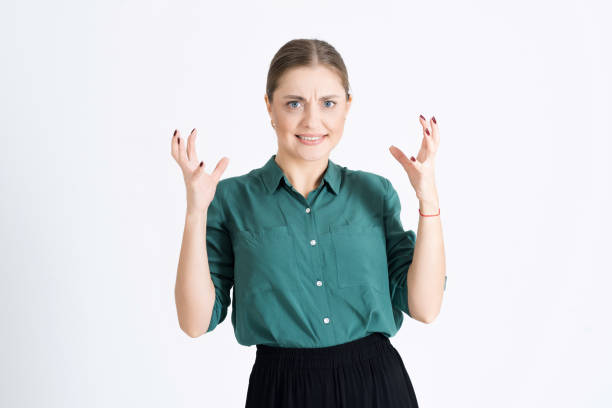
[192, 128, 196, 134]
[425, 128, 430, 135]
[410, 156, 416, 162]
[199, 161, 203, 167]
[432, 116, 437, 124]
[419, 114, 425, 121]
[173, 129, 177, 137]
[177, 137, 180, 145]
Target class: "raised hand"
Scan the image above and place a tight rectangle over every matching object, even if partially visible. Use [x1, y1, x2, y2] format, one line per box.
[388, 115, 440, 203]
[170, 128, 230, 214]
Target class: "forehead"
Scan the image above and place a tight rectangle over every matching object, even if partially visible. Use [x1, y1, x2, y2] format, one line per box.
[275, 65, 344, 94]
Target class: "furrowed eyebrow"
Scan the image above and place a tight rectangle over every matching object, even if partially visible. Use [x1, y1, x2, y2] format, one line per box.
[282, 94, 341, 101]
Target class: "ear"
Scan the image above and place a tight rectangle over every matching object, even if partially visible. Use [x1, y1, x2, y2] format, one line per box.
[264, 94, 272, 114]
[345, 94, 352, 116]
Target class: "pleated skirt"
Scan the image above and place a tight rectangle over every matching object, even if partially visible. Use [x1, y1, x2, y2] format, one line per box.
[245, 332, 419, 408]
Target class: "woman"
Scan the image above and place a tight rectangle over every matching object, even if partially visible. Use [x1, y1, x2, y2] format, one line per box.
[173, 38, 447, 408]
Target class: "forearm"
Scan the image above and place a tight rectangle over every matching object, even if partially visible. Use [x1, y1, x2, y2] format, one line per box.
[407, 195, 446, 323]
[174, 211, 216, 337]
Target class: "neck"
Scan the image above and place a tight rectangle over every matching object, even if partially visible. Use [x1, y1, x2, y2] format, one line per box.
[274, 152, 329, 196]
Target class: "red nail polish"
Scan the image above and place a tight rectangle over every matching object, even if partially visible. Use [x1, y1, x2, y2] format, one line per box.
[200, 161, 203, 167]
[177, 137, 180, 145]
[410, 156, 416, 162]
[432, 116, 436, 124]
[425, 128, 430, 135]
[419, 114, 425, 121]
[173, 129, 177, 137]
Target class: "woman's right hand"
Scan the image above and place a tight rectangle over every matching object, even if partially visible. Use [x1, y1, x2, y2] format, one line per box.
[171, 128, 230, 215]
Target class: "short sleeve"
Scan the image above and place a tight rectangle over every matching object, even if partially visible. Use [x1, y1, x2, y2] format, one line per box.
[205, 186, 235, 333]
[383, 177, 417, 318]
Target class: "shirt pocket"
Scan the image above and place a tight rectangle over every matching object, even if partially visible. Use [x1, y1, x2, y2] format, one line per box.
[233, 225, 299, 293]
[330, 223, 388, 291]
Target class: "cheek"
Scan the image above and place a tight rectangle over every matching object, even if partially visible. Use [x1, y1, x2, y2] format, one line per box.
[276, 115, 298, 130]
[328, 116, 346, 132]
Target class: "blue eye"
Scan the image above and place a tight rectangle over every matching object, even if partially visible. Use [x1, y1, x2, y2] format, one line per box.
[286, 100, 336, 109]
[324, 100, 336, 108]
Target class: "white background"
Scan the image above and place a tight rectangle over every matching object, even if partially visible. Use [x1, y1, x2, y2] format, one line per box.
[2, 0, 611, 406]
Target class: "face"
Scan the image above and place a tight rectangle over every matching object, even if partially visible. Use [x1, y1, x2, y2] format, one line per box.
[265, 64, 352, 162]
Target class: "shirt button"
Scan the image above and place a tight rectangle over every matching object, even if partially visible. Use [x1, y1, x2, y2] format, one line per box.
[316, 280, 323, 286]
[323, 317, 330, 324]
[310, 239, 316, 246]
[305, 207, 311, 213]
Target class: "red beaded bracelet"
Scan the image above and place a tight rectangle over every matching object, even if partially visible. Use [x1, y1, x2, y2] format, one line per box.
[419, 208, 440, 217]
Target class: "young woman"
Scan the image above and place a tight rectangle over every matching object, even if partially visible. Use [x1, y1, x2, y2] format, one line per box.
[173, 38, 447, 408]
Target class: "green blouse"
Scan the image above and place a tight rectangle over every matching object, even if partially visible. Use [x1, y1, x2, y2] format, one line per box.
[205, 154, 446, 347]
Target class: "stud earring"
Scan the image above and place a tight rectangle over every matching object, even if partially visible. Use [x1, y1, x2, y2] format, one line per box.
[271, 120, 276, 128]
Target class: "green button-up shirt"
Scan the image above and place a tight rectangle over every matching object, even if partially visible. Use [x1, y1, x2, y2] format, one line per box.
[205, 154, 446, 347]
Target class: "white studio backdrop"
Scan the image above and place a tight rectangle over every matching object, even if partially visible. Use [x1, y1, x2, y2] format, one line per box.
[1, 0, 611, 407]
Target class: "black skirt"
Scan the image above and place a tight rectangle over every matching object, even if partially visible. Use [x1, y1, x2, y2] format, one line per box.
[245, 332, 419, 408]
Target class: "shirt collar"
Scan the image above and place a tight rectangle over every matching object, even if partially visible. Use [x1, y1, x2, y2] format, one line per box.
[259, 154, 341, 195]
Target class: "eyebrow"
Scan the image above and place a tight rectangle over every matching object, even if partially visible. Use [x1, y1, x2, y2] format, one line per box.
[282, 94, 341, 101]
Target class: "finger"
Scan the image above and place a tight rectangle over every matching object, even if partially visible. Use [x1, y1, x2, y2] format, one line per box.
[187, 128, 198, 162]
[211, 156, 230, 183]
[430, 115, 440, 145]
[173, 129, 186, 165]
[417, 115, 436, 163]
[389, 145, 418, 174]
[417, 115, 432, 161]
[171, 129, 179, 161]
[416, 133, 433, 163]
[420, 116, 433, 146]
[418, 114, 431, 138]
[193, 160, 206, 178]
[177, 130, 187, 164]
[415, 133, 435, 164]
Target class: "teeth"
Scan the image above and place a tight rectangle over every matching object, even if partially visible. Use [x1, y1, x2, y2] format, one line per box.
[297, 135, 323, 141]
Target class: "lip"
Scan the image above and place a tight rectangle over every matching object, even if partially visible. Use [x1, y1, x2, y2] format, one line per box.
[296, 133, 327, 138]
[295, 133, 328, 145]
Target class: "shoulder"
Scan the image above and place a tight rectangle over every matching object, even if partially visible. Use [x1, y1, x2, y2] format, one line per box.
[208, 171, 256, 223]
[341, 164, 389, 194]
[212, 167, 267, 210]
[214, 169, 259, 195]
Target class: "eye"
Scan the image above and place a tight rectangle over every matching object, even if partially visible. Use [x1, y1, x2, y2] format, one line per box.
[287, 101, 301, 109]
[324, 100, 336, 108]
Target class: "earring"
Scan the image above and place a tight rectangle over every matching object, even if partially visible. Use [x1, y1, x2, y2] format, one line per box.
[271, 120, 276, 128]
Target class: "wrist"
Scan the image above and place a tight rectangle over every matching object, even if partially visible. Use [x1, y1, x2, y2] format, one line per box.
[186, 209, 206, 223]
[418, 198, 439, 214]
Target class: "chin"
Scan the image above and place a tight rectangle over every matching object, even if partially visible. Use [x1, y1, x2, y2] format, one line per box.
[295, 142, 336, 159]
[296, 151, 331, 161]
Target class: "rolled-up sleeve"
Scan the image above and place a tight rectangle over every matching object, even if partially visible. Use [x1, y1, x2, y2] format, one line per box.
[382, 177, 447, 318]
[382, 177, 417, 317]
[205, 186, 235, 333]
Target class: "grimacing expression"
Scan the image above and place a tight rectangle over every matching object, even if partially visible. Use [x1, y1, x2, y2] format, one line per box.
[265, 65, 352, 162]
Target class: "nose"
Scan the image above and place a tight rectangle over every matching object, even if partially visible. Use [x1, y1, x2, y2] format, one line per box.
[302, 102, 322, 129]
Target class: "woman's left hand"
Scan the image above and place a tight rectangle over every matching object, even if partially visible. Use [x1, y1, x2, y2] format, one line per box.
[388, 115, 440, 203]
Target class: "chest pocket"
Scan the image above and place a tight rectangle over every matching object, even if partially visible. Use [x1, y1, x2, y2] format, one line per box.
[233, 225, 298, 293]
[330, 223, 388, 291]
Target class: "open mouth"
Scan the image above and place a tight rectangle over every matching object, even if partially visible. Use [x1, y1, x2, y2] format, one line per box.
[295, 134, 328, 142]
